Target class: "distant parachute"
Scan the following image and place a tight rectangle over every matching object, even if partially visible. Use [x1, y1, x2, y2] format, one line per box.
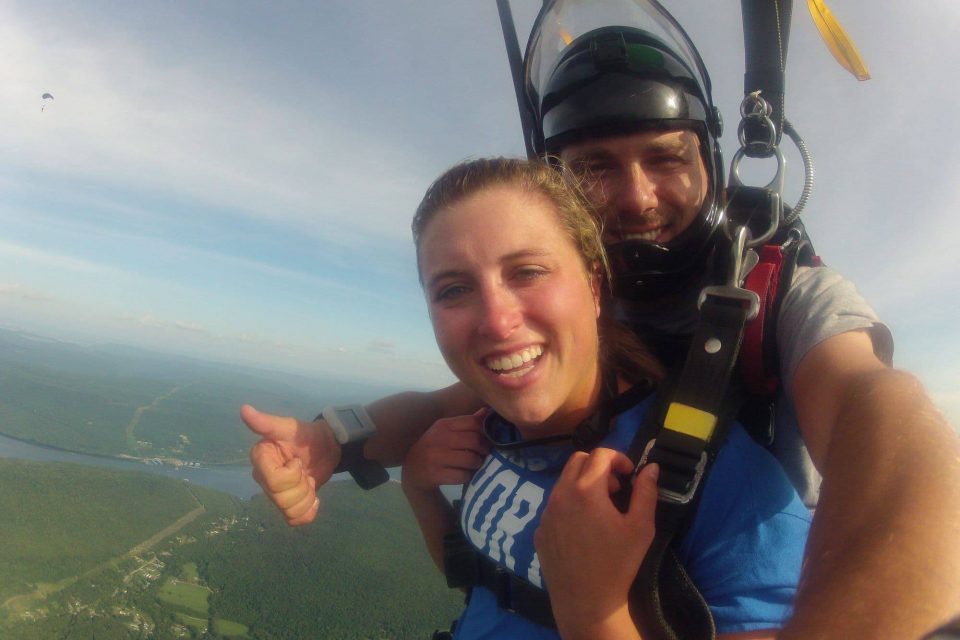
[41, 93, 54, 111]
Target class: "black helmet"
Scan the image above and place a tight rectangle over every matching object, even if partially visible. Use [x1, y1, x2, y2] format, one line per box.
[523, 0, 725, 299]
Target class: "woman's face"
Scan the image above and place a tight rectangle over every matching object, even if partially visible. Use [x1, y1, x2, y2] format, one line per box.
[419, 184, 602, 438]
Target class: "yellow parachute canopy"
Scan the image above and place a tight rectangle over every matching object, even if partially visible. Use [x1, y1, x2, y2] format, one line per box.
[807, 0, 870, 80]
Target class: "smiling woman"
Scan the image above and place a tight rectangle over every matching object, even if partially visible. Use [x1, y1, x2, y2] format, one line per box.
[416, 174, 605, 437]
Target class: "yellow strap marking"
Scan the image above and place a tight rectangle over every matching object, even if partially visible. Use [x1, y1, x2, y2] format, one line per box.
[664, 403, 717, 441]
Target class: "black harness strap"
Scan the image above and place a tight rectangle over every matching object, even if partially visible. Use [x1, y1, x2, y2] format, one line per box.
[444, 532, 558, 629]
[624, 291, 754, 640]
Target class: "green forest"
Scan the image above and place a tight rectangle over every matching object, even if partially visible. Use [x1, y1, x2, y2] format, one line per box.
[0, 459, 205, 602]
[0, 460, 463, 639]
[0, 328, 393, 464]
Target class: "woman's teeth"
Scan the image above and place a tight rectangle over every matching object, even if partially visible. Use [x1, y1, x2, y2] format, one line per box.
[485, 346, 543, 375]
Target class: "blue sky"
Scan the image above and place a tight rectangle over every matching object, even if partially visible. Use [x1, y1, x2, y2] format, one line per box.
[1, 0, 958, 425]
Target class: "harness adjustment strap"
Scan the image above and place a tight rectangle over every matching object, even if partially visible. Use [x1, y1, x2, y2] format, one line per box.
[639, 437, 708, 504]
[443, 525, 558, 629]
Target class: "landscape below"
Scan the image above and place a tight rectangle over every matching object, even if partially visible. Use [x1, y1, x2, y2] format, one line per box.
[0, 329, 462, 638]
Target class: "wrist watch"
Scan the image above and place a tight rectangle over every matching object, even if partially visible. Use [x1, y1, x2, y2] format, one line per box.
[319, 404, 389, 490]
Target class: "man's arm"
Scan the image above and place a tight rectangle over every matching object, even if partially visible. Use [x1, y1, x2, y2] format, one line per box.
[363, 382, 482, 466]
[781, 330, 960, 638]
[245, 381, 481, 526]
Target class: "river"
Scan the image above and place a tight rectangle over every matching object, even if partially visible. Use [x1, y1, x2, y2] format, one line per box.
[0, 432, 404, 499]
[0, 432, 262, 499]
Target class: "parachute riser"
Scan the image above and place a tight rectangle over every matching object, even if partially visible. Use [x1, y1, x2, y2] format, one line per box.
[725, 91, 785, 250]
[496, 0, 540, 159]
[716, 93, 785, 320]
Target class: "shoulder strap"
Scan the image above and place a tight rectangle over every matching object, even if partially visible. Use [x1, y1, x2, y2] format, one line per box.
[740, 221, 822, 397]
[620, 289, 754, 640]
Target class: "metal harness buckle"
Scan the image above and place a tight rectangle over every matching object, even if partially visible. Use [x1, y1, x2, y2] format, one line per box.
[636, 438, 709, 505]
[697, 285, 760, 321]
[698, 224, 761, 321]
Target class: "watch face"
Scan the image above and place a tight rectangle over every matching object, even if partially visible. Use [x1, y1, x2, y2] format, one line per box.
[336, 409, 366, 432]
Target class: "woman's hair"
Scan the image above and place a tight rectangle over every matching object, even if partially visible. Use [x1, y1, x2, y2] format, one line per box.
[412, 157, 662, 385]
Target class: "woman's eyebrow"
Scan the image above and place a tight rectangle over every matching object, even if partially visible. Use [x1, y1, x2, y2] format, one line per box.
[425, 249, 552, 288]
[425, 269, 470, 290]
[501, 248, 551, 261]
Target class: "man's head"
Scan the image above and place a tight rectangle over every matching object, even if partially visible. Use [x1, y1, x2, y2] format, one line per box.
[558, 128, 709, 247]
[523, 5, 724, 298]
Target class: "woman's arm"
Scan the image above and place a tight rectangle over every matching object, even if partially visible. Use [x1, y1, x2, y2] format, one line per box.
[400, 412, 490, 572]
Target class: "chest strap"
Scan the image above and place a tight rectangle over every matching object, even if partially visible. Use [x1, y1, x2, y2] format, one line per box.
[443, 524, 557, 629]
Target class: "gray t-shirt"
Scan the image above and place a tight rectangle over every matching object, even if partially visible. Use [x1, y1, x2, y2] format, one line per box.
[617, 264, 893, 507]
[770, 265, 892, 505]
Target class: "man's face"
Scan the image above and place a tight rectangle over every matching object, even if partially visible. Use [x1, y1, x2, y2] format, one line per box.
[559, 129, 709, 246]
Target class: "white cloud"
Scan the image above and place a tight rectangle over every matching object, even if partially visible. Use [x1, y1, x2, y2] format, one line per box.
[0, 282, 53, 302]
[366, 339, 397, 355]
[0, 240, 130, 279]
[0, 4, 433, 247]
[118, 313, 208, 335]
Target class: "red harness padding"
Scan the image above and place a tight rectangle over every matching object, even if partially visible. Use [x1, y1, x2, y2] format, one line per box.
[741, 243, 822, 395]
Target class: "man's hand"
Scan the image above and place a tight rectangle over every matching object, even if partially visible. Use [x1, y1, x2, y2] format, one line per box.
[242, 404, 340, 526]
[535, 450, 659, 640]
[401, 410, 490, 494]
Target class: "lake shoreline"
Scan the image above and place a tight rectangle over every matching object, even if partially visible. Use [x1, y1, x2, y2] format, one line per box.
[0, 429, 247, 467]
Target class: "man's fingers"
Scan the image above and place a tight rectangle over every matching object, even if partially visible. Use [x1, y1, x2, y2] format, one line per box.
[241, 404, 299, 443]
[285, 496, 321, 526]
[272, 481, 314, 511]
[251, 443, 304, 493]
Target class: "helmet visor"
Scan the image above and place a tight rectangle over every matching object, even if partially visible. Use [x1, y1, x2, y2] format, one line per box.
[524, 0, 714, 118]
